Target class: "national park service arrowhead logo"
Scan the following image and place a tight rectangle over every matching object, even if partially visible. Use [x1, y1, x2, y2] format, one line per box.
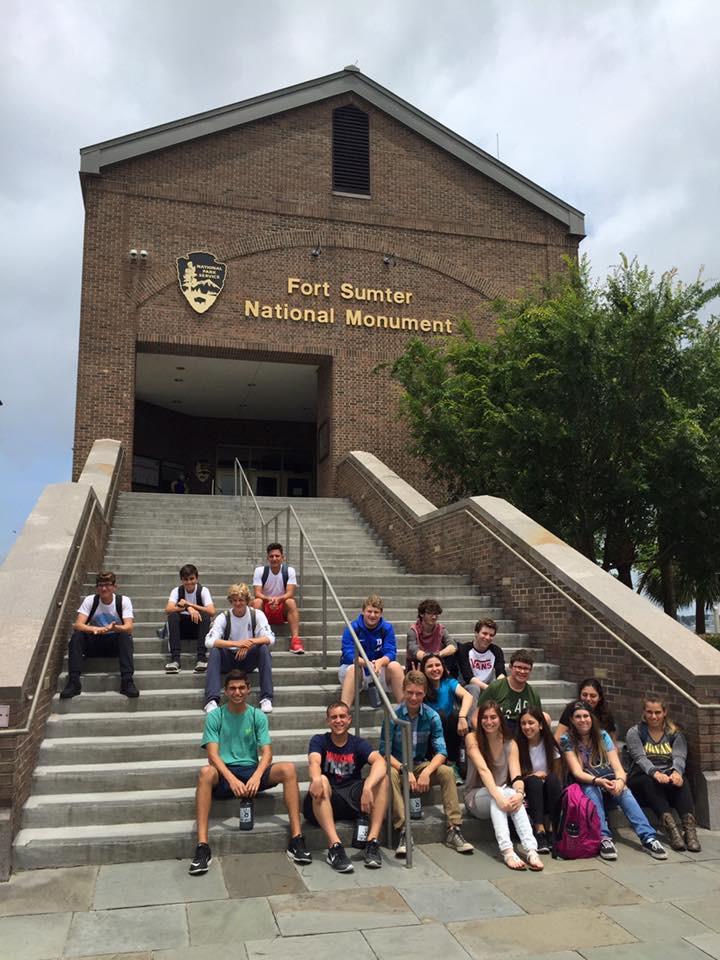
[177, 251, 227, 314]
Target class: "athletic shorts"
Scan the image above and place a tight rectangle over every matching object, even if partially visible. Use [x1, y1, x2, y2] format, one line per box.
[303, 779, 364, 824]
[212, 763, 274, 799]
[263, 601, 288, 626]
[338, 662, 389, 691]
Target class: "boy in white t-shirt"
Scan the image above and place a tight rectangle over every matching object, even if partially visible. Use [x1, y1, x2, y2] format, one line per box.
[60, 571, 138, 699]
[252, 542, 304, 655]
[164, 563, 216, 674]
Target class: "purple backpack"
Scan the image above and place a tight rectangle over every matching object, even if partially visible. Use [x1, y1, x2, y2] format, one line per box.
[553, 784, 602, 859]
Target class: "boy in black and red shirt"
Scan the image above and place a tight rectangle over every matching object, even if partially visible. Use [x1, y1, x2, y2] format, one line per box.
[305, 700, 388, 872]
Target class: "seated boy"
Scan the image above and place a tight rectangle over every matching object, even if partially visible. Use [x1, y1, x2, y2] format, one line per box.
[305, 700, 388, 872]
[164, 563, 216, 674]
[253, 542, 304, 654]
[61, 571, 138, 699]
[339, 594, 404, 707]
[189, 669, 311, 875]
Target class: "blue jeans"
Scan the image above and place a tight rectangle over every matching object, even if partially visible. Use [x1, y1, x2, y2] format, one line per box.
[582, 783, 655, 842]
[204, 645, 274, 705]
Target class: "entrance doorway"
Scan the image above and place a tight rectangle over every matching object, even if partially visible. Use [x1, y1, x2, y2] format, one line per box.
[133, 352, 320, 496]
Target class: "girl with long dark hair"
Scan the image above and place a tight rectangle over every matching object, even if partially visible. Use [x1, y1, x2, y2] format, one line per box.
[515, 707, 562, 853]
[420, 654, 473, 767]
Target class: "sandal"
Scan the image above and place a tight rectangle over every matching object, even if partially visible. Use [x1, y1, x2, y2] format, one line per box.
[502, 848, 527, 871]
[525, 849, 544, 871]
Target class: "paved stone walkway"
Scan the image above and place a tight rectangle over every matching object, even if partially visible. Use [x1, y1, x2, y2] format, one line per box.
[2, 827, 720, 959]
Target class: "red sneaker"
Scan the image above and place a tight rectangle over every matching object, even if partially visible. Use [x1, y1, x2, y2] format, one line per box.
[289, 636, 305, 655]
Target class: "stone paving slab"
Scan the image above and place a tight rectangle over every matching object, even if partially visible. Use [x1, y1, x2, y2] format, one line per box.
[64, 905, 187, 957]
[291, 846, 447, 890]
[154, 948, 242, 960]
[220, 853, 306, 898]
[601, 901, 712, 941]
[93, 859, 228, 909]
[600, 861, 720, 901]
[74, 954, 150, 960]
[448, 908, 637, 957]
[268, 886, 419, 936]
[0, 912, 72, 960]
[684, 933, 720, 958]
[363, 921, 474, 959]
[492, 869, 644, 914]
[186, 898, 276, 946]
[0, 866, 97, 917]
[671, 895, 720, 931]
[396, 879, 524, 923]
[245, 931, 376, 960]
[578, 941, 710, 959]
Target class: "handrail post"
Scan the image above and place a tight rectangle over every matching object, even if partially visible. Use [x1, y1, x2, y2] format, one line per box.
[402, 723, 414, 867]
[321, 579, 328, 670]
[354, 661, 361, 738]
[285, 509, 290, 557]
[384, 713, 393, 848]
[298, 531, 304, 607]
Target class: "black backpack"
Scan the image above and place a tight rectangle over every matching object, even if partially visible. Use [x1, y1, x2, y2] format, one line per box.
[223, 607, 257, 641]
[261, 563, 289, 588]
[178, 583, 205, 605]
[88, 593, 124, 624]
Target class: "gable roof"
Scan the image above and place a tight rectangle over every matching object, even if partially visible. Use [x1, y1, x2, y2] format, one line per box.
[80, 66, 585, 236]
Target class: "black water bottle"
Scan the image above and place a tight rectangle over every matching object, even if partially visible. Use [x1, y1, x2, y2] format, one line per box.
[457, 742, 467, 780]
[352, 813, 369, 848]
[239, 798, 254, 831]
[409, 791, 423, 820]
[367, 683, 381, 708]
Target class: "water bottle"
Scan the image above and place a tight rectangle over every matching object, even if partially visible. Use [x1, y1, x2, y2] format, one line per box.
[352, 813, 369, 849]
[238, 798, 254, 831]
[409, 791, 423, 820]
[367, 683, 381, 708]
[457, 742, 467, 780]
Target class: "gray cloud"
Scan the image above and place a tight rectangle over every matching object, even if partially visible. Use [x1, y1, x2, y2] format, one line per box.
[2, 0, 718, 558]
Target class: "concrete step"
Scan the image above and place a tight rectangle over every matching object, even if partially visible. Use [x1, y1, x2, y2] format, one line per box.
[13, 806, 495, 870]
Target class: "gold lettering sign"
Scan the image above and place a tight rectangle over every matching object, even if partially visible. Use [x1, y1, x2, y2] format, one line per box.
[177, 252, 227, 314]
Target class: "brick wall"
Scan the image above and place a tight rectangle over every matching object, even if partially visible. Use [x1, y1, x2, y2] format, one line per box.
[337, 453, 720, 827]
[73, 93, 580, 497]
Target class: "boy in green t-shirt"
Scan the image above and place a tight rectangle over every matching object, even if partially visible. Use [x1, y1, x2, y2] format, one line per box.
[477, 649, 545, 733]
[189, 669, 312, 875]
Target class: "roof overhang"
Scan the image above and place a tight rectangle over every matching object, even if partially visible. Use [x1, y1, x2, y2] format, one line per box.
[80, 66, 585, 236]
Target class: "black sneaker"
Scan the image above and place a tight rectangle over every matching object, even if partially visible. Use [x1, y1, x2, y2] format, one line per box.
[535, 830, 551, 854]
[286, 834, 313, 864]
[120, 678, 140, 699]
[60, 677, 81, 699]
[326, 842, 354, 873]
[643, 837, 668, 860]
[363, 838, 382, 869]
[188, 842, 212, 875]
[599, 838, 618, 860]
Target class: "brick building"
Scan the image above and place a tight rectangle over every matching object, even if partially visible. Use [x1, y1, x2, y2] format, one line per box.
[73, 66, 584, 499]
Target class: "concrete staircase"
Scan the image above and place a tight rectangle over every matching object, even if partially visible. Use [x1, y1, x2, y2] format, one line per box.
[13, 493, 576, 869]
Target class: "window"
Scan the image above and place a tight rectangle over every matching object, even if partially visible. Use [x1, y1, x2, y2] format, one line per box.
[332, 105, 370, 195]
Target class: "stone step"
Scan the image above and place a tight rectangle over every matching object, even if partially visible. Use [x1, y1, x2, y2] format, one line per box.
[13, 806, 494, 870]
[22, 779, 458, 829]
[86, 572, 473, 586]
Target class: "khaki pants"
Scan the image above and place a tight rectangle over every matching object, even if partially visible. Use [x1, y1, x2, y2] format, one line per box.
[390, 761, 461, 829]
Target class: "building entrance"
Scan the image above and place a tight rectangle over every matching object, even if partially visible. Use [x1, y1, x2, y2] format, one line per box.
[132, 352, 321, 496]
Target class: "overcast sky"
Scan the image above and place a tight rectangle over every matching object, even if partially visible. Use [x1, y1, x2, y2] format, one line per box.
[1, 0, 719, 561]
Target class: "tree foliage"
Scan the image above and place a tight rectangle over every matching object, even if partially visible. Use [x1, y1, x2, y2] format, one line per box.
[389, 255, 720, 627]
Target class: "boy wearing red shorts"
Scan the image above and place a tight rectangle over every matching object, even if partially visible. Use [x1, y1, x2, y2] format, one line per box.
[252, 542, 304, 654]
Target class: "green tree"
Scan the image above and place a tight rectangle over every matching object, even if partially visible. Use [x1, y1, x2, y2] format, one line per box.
[389, 255, 720, 613]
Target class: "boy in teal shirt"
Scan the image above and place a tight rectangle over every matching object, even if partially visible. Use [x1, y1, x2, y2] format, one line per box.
[189, 669, 311, 874]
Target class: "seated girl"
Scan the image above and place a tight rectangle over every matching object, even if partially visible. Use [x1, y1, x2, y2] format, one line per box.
[555, 677, 617, 744]
[625, 696, 701, 852]
[559, 701, 667, 861]
[405, 599, 456, 669]
[515, 707, 562, 853]
[464, 700, 543, 871]
[420, 654, 473, 772]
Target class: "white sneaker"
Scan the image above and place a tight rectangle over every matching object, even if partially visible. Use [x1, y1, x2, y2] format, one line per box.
[204, 700, 219, 714]
[259, 698, 273, 714]
[194, 660, 207, 673]
[165, 661, 180, 674]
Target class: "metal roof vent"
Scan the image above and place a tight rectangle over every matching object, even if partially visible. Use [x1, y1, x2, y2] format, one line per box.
[332, 105, 370, 196]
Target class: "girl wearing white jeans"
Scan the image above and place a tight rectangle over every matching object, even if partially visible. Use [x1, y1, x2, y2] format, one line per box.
[464, 700, 542, 871]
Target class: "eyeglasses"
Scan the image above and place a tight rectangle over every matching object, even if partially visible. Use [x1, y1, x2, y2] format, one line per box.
[512, 664, 531, 672]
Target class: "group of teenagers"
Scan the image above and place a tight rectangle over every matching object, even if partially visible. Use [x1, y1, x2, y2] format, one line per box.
[189, 591, 704, 877]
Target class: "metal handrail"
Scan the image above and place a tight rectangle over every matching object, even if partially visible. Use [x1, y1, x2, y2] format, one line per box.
[232, 479, 415, 863]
